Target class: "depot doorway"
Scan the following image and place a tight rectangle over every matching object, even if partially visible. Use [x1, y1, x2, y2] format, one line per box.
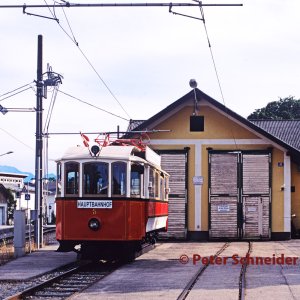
[208, 151, 271, 240]
[157, 150, 188, 239]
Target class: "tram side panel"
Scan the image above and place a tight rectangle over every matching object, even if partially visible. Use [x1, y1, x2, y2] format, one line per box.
[56, 198, 149, 241]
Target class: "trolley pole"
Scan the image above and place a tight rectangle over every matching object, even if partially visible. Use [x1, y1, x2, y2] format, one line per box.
[34, 34, 43, 249]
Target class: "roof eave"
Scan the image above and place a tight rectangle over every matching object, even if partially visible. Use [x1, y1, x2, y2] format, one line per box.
[132, 88, 300, 157]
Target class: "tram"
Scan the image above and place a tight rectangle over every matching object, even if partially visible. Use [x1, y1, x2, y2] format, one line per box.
[55, 134, 169, 260]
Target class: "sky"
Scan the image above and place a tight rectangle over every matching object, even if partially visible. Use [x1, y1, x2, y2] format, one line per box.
[0, 0, 300, 175]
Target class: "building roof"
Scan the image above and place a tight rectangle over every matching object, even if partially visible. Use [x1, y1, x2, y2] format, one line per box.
[131, 88, 300, 160]
[250, 120, 300, 152]
[127, 120, 146, 132]
[0, 172, 28, 179]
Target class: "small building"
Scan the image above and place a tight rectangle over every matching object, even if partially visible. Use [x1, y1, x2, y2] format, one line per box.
[0, 172, 56, 224]
[0, 184, 10, 225]
[0, 172, 28, 224]
[132, 88, 300, 241]
[0, 172, 27, 191]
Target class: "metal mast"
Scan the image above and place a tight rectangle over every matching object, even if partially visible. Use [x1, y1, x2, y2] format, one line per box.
[35, 35, 43, 248]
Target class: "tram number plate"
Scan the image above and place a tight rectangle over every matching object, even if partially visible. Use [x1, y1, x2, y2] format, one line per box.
[77, 200, 112, 209]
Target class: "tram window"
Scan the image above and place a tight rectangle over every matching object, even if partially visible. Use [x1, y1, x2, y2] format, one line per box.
[155, 172, 159, 198]
[65, 162, 79, 195]
[56, 163, 62, 196]
[83, 162, 108, 196]
[131, 164, 144, 197]
[160, 176, 164, 201]
[165, 176, 170, 200]
[149, 168, 155, 198]
[112, 162, 127, 196]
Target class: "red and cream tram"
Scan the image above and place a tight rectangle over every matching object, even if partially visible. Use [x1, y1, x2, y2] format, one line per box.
[56, 137, 169, 260]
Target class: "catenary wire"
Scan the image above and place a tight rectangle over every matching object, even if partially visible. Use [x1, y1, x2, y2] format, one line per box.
[199, 5, 238, 149]
[0, 86, 34, 102]
[0, 82, 34, 98]
[0, 127, 34, 150]
[44, 85, 60, 133]
[43, 0, 131, 120]
[58, 90, 130, 121]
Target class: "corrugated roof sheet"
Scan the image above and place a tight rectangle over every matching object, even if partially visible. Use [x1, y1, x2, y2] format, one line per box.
[251, 120, 300, 151]
[127, 120, 145, 131]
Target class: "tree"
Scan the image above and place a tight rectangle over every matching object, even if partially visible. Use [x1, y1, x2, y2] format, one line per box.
[7, 189, 16, 224]
[247, 96, 300, 120]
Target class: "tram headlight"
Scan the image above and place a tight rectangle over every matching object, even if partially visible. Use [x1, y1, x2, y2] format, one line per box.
[90, 145, 100, 156]
[88, 218, 101, 231]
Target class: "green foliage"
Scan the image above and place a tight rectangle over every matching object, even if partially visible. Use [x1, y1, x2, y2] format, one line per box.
[247, 96, 300, 120]
[6, 189, 16, 223]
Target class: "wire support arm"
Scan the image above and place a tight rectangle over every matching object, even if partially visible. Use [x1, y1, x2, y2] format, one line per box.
[45, 130, 171, 136]
[23, 4, 59, 22]
[0, 2, 243, 9]
[169, 3, 203, 21]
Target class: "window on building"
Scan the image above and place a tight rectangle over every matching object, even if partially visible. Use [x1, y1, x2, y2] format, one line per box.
[65, 162, 79, 195]
[112, 162, 126, 196]
[83, 162, 108, 196]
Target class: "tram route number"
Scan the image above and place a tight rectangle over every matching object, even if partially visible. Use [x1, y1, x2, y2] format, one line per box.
[77, 200, 112, 209]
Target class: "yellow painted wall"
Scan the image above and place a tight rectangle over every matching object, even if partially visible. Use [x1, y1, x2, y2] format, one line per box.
[150, 104, 287, 234]
[149, 105, 259, 140]
[271, 149, 284, 232]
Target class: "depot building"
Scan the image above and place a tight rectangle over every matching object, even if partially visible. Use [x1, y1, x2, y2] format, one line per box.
[131, 88, 300, 241]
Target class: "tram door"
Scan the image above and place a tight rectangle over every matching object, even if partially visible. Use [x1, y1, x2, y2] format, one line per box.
[159, 152, 187, 239]
[209, 152, 271, 239]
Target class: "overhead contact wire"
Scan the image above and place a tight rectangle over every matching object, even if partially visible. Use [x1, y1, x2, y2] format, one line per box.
[199, 5, 238, 149]
[0, 127, 34, 150]
[58, 90, 130, 121]
[0, 86, 34, 102]
[45, 0, 131, 120]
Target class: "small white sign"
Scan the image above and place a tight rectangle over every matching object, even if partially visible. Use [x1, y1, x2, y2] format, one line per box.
[193, 176, 204, 185]
[77, 200, 112, 209]
[218, 204, 230, 212]
[247, 206, 257, 212]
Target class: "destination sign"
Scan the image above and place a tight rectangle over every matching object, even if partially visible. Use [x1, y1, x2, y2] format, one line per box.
[77, 200, 112, 209]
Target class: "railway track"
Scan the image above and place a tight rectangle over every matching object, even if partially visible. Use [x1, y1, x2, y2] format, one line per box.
[3, 242, 155, 300]
[0, 226, 56, 248]
[177, 241, 252, 300]
[5, 261, 114, 300]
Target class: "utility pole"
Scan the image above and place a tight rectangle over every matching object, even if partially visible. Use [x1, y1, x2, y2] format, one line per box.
[34, 34, 43, 248]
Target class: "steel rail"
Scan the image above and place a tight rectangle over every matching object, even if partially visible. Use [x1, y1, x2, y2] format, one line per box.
[238, 241, 252, 300]
[0, 227, 56, 248]
[4, 264, 83, 300]
[177, 241, 231, 300]
[4, 243, 156, 300]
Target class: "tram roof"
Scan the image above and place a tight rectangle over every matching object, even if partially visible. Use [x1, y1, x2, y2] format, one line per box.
[57, 145, 168, 174]
[58, 145, 142, 161]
